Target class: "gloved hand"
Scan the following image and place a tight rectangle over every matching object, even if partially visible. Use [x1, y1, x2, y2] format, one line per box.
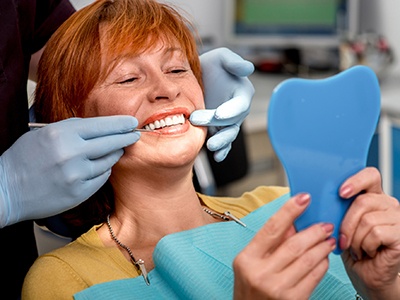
[190, 48, 255, 162]
[0, 116, 140, 228]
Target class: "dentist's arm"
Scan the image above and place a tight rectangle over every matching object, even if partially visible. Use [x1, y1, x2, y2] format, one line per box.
[0, 116, 140, 228]
[190, 48, 255, 162]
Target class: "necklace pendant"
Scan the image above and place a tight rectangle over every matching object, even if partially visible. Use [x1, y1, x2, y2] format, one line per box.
[203, 207, 246, 227]
[224, 211, 247, 227]
[135, 258, 150, 286]
[106, 215, 150, 286]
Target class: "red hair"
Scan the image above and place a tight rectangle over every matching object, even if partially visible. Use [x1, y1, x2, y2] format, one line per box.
[35, 0, 202, 123]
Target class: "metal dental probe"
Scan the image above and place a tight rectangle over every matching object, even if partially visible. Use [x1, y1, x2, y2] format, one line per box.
[28, 122, 158, 133]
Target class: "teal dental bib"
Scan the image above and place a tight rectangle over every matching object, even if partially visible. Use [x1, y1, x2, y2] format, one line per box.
[74, 194, 355, 299]
[268, 66, 380, 254]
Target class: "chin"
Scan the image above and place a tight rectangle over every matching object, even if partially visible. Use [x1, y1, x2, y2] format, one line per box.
[120, 136, 204, 170]
[157, 139, 203, 166]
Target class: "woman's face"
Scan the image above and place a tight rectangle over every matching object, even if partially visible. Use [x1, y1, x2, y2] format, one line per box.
[83, 39, 206, 171]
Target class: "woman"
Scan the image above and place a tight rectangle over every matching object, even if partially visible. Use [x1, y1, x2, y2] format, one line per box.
[23, 0, 400, 299]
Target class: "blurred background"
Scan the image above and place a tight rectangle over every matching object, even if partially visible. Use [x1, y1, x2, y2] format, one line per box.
[44, 0, 400, 199]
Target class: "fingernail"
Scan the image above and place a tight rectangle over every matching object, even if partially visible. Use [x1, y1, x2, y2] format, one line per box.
[295, 193, 310, 206]
[327, 237, 336, 248]
[339, 233, 348, 250]
[321, 223, 334, 234]
[340, 185, 352, 198]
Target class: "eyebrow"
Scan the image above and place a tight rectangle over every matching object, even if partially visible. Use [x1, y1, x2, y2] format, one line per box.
[104, 46, 187, 80]
[163, 46, 184, 56]
[165, 46, 182, 52]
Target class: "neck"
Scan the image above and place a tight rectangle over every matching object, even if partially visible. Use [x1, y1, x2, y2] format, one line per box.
[103, 165, 213, 247]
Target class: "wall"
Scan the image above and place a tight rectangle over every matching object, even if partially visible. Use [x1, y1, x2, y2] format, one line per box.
[70, 0, 226, 48]
[158, 0, 225, 48]
[70, 0, 400, 72]
[170, 0, 400, 73]
[360, 0, 400, 74]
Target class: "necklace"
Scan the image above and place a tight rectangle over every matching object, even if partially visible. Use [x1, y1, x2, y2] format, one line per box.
[202, 207, 246, 227]
[106, 208, 244, 286]
[106, 214, 150, 286]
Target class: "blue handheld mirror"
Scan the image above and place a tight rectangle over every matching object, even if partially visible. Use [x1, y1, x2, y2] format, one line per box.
[267, 66, 380, 254]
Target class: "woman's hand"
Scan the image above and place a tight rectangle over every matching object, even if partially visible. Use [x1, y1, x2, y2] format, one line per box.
[233, 193, 336, 300]
[339, 167, 400, 299]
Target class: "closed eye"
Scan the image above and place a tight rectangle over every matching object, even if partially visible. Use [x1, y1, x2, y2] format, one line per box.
[170, 69, 188, 74]
[117, 77, 137, 84]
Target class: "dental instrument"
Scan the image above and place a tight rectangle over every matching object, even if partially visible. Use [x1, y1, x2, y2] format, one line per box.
[28, 122, 157, 133]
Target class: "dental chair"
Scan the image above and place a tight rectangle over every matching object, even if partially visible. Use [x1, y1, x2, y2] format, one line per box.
[193, 126, 249, 195]
[34, 222, 72, 255]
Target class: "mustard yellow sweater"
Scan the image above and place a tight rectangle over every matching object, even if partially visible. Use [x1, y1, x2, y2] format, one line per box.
[22, 186, 289, 300]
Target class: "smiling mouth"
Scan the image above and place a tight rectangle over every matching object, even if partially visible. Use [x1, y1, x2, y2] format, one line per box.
[143, 114, 185, 131]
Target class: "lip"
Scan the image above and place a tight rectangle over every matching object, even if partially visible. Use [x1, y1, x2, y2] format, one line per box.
[140, 107, 191, 128]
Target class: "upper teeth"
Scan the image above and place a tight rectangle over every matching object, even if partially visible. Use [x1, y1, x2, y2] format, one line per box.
[144, 114, 185, 130]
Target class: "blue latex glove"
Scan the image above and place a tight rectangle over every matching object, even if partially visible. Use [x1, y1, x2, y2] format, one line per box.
[190, 48, 255, 162]
[0, 116, 140, 228]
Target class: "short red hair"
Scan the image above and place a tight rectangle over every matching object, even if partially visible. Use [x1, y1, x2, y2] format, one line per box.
[35, 0, 202, 123]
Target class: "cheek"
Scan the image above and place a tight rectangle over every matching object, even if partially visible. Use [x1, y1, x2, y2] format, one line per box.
[82, 93, 105, 117]
[197, 94, 205, 109]
[83, 94, 135, 117]
[82, 100, 99, 117]
[188, 84, 205, 110]
[198, 125, 207, 141]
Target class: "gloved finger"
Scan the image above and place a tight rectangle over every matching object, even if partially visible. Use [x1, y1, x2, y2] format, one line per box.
[190, 109, 245, 127]
[222, 56, 254, 77]
[31, 167, 114, 221]
[32, 149, 125, 219]
[86, 149, 125, 180]
[189, 109, 216, 126]
[84, 131, 140, 159]
[79, 171, 112, 199]
[206, 125, 240, 152]
[203, 48, 255, 77]
[213, 144, 232, 163]
[222, 59, 254, 77]
[58, 170, 111, 210]
[60, 149, 124, 193]
[214, 94, 252, 120]
[57, 115, 138, 139]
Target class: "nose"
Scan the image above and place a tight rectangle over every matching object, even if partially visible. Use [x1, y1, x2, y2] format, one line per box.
[147, 73, 180, 102]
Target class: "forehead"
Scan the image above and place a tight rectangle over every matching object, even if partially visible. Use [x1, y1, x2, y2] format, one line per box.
[98, 25, 186, 78]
